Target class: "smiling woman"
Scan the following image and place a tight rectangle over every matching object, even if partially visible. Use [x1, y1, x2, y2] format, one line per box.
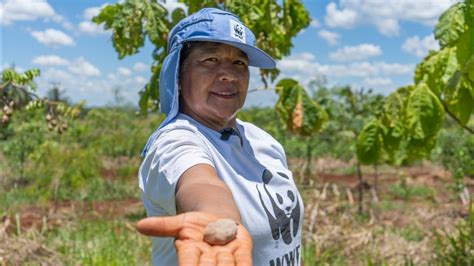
[179, 42, 250, 131]
[137, 7, 304, 266]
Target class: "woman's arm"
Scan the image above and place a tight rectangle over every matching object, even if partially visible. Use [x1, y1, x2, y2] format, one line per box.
[175, 163, 241, 222]
[137, 164, 252, 265]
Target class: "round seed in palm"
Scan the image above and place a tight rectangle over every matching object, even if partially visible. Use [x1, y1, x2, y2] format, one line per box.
[203, 219, 238, 245]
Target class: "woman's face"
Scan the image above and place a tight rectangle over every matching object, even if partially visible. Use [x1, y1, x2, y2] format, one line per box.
[179, 42, 250, 130]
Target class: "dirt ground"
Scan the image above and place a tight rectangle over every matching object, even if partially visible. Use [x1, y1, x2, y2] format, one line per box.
[1, 158, 472, 264]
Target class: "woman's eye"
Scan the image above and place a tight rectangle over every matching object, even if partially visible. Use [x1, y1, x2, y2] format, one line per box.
[204, 58, 218, 63]
[235, 60, 248, 67]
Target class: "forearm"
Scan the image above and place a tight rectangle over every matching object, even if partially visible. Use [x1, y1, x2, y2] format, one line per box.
[176, 181, 241, 222]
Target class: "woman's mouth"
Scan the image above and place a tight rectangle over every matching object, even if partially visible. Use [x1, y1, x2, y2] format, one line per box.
[211, 91, 238, 99]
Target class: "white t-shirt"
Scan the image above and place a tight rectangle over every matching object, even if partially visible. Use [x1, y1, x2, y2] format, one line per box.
[139, 113, 304, 265]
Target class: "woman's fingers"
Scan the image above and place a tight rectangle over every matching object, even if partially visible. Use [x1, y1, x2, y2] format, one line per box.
[233, 245, 253, 266]
[136, 215, 185, 237]
[176, 240, 202, 266]
[198, 249, 217, 266]
[216, 250, 235, 266]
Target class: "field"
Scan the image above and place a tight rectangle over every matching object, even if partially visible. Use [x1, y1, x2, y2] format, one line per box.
[1, 107, 473, 265]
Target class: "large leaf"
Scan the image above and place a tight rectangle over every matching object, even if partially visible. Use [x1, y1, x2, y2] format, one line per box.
[414, 48, 459, 96]
[445, 75, 474, 125]
[380, 88, 412, 155]
[406, 82, 445, 140]
[275, 78, 327, 136]
[456, 24, 474, 75]
[434, 2, 466, 48]
[356, 119, 383, 165]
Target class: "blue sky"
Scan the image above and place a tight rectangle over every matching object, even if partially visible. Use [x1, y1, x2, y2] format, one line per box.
[1, 0, 457, 107]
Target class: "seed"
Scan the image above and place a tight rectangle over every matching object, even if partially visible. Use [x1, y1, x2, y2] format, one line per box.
[46, 114, 52, 121]
[9, 101, 14, 107]
[203, 219, 238, 246]
[48, 123, 54, 131]
[51, 119, 57, 126]
[61, 123, 68, 130]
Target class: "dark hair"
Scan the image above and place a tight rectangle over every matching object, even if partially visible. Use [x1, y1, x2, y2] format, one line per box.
[179, 42, 195, 68]
[178, 42, 199, 81]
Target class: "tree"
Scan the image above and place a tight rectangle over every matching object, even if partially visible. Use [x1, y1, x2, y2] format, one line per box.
[356, 0, 473, 166]
[93, 0, 310, 113]
[356, 0, 474, 203]
[274, 78, 328, 185]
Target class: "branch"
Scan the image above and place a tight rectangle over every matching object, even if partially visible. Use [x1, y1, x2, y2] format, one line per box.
[442, 101, 474, 134]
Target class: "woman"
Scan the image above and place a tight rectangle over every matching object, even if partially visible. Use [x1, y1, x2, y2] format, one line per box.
[138, 8, 304, 266]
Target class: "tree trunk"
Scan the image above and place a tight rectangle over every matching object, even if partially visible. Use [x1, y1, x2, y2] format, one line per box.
[371, 164, 379, 203]
[301, 136, 314, 186]
[356, 162, 363, 214]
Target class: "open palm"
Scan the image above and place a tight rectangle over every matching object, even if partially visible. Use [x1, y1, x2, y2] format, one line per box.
[136, 211, 253, 266]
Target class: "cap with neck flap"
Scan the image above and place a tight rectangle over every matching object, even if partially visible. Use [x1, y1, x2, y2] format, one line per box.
[142, 7, 275, 156]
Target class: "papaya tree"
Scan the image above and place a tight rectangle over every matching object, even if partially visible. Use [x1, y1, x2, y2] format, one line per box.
[92, 0, 310, 113]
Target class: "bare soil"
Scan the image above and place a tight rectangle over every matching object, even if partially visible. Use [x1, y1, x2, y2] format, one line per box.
[2, 157, 472, 264]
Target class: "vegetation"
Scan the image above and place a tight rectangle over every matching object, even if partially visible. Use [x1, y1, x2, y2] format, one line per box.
[2, 0, 473, 264]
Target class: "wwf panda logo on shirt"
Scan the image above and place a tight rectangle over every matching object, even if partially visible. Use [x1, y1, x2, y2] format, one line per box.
[256, 169, 301, 245]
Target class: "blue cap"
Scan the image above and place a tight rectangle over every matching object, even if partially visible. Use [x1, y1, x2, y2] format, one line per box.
[142, 8, 276, 155]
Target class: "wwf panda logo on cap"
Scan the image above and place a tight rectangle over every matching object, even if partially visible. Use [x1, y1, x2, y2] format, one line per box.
[230, 19, 246, 43]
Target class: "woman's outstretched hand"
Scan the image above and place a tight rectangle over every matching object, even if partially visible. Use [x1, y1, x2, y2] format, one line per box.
[136, 212, 253, 266]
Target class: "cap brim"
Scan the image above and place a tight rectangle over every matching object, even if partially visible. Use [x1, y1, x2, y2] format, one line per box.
[187, 37, 276, 69]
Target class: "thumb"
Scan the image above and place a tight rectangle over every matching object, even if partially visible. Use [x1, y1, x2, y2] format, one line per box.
[136, 215, 184, 237]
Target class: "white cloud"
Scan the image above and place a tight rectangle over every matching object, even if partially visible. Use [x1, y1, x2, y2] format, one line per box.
[329, 44, 382, 62]
[362, 77, 393, 88]
[68, 57, 100, 77]
[83, 6, 103, 20]
[117, 67, 132, 77]
[1, 0, 55, 24]
[1, 0, 72, 29]
[310, 18, 321, 28]
[133, 62, 149, 72]
[277, 53, 413, 87]
[79, 21, 107, 35]
[1, 63, 25, 73]
[36, 69, 146, 107]
[324, 0, 459, 36]
[325, 2, 358, 28]
[374, 18, 399, 37]
[32, 55, 69, 66]
[135, 76, 148, 84]
[31, 28, 75, 47]
[42, 68, 73, 81]
[78, 5, 109, 35]
[402, 34, 439, 57]
[318, 29, 340, 45]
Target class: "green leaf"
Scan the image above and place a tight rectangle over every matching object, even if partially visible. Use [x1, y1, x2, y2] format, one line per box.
[414, 48, 459, 96]
[445, 76, 474, 125]
[434, 2, 466, 48]
[356, 119, 383, 165]
[275, 78, 327, 136]
[406, 82, 445, 140]
[456, 26, 474, 77]
[406, 135, 438, 162]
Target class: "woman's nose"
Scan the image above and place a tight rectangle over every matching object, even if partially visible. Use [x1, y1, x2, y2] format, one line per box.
[218, 62, 238, 82]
